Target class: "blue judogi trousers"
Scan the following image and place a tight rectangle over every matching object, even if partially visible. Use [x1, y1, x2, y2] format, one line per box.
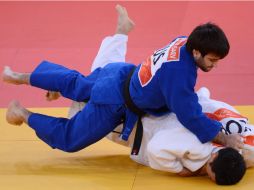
[28, 61, 125, 152]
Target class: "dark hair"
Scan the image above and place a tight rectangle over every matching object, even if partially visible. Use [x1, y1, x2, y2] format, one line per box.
[186, 22, 230, 58]
[211, 147, 246, 185]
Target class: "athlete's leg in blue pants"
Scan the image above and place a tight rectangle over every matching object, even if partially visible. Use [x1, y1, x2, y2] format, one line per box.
[6, 61, 125, 152]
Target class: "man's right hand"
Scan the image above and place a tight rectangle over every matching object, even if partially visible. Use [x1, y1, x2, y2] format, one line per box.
[214, 132, 244, 151]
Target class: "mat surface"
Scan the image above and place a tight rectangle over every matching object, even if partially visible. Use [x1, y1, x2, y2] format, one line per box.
[0, 107, 253, 190]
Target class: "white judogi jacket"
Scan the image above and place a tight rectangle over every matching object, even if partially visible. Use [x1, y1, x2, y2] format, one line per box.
[68, 34, 254, 173]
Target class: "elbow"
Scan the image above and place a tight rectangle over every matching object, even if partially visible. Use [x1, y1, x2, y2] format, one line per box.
[60, 145, 81, 153]
[147, 141, 164, 170]
[58, 142, 85, 153]
[63, 148, 80, 153]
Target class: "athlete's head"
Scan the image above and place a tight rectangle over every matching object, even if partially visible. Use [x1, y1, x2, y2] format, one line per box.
[206, 147, 246, 185]
[186, 22, 230, 72]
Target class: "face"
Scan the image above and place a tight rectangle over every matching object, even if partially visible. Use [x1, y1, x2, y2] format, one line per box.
[206, 152, 218, 182]
[193, 50, 221, 72]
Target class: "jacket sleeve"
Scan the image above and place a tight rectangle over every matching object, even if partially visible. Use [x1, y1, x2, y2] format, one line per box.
[158, 63, 222, 143]
[147, 133, 183, 173]
[147, 128, 213, 173]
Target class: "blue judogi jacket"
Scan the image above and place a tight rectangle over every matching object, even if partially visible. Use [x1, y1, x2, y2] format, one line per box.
[90, 36, 221, 143]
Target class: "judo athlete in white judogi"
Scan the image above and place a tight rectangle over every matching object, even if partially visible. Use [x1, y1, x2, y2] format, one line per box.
[67, 30, 252, 185]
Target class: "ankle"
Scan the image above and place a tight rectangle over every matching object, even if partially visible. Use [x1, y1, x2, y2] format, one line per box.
[22, 109, 32, 124]
[21, 74, 31, 85]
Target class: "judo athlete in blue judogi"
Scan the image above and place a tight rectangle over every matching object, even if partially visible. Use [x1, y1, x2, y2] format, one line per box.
[3, 5, 243, 153]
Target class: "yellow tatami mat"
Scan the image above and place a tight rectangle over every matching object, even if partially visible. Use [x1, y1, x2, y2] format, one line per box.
[0, 107, 253, 190]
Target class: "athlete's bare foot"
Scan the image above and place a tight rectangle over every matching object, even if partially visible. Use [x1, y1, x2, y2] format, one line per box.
[2, 66, 30, 85]
[115, 4, 135, 35]
[6, 100, 31, 125]
[46, 91, 61, 101]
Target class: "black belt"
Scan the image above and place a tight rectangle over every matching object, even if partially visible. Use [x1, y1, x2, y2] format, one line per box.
[124, 67, 145, 155]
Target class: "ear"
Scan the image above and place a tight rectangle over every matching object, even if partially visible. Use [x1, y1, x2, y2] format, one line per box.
[192, 49, 201, 60]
